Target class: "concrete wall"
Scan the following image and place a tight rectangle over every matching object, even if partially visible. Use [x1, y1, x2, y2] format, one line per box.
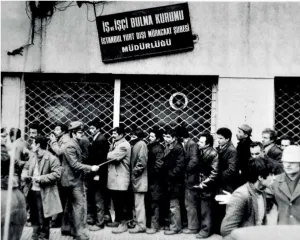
[2, 1, 300, 77]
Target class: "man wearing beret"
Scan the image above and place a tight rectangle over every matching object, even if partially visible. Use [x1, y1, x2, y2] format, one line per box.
[236, 124, 253, 185]
[60, 121, 99, 240]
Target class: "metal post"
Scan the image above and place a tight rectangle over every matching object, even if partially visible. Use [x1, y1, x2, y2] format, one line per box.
[113, 79, 121, 128]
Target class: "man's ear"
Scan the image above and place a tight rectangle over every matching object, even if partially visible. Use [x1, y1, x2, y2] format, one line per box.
[258, 176, 263, 182]
[36, 143, 41, 149]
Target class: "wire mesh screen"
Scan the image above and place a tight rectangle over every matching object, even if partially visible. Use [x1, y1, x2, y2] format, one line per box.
[25, 78, 114, 139]
[120, 78, 215, 140]
[275, 79, 300, 145]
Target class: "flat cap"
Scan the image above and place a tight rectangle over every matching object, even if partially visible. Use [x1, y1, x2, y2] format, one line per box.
[238, 124, 252, 136]
[69, 121, 83, 131]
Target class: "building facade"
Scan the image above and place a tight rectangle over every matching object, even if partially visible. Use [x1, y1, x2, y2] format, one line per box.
[1, 1, 300, 144]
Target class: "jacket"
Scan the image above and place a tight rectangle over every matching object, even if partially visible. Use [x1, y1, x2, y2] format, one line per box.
[61, 138, 92, 187]
[270, 173, 300, 225]
[87, 132, 109, 187]
[107, 137, 131, 191]
[265, 144, 282, 162]
[237, 137, 252, 184]
[130, 140, 148, 192]
[217, 142, 239, 193]
[198, 146, 219, 198]
[21, 151, 63, 218]
[221, 183, 267, 237]
[13, 138, 29, 175]
[163, 140, 185, 199]
[79, 134, 90, 164]
[184, 139, 200, 189]
[148, 141, 165, 200]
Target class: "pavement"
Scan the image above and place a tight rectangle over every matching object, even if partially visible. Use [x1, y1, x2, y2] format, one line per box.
[21, 226, 223, 240]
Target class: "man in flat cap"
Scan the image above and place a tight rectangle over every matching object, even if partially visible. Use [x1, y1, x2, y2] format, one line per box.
[60, 121, 99, 240]
[236, 124, 253, 185]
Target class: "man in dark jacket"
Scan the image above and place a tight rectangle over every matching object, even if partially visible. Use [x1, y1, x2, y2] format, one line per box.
[180, 127, 200, 234]
[193, 133, 219, 239]
[214, 127, 239, 234]
[262, 128, 282, 162]
[220, 157, 275, 238]
[86, 118, 110, 231]
[162, 128, 185, 235]
[236, 124, 252, 185]
[61, 121, 99, 240]
[146, 127, 164, 234]
[21, 136, 63, 240]
[128, 128, 148, 234]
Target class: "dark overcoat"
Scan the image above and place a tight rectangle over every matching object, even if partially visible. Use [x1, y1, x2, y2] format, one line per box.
[237, 137, 252, 184]
[87, 133, 109, 188]
[163, 140, 185, 199]
[184, 139, 200, 189]
[217, 142, 239, 193]
[147, 141, 164, 200]
[21, 151, 63, 218]
[266, 144, 282, 162]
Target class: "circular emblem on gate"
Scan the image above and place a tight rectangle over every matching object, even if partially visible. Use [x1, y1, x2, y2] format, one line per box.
[169, 92, 188, 110]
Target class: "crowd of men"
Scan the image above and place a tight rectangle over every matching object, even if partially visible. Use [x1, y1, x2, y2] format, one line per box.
[1, 120, 300, 240]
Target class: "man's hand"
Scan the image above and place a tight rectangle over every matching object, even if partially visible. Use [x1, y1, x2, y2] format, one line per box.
[49, 133, 57, 142]
[22, 175, 32, 183]
[193, 182, 207, 189]
[91, 165, 99, 172]
[215, 190, 232, 205]
[32, 176, 41, 183]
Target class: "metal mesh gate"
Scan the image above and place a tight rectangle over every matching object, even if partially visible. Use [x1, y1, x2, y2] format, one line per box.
[25, 76, 114, 139]
[275, 78, 300, 145]
[120, 77, 216, 140]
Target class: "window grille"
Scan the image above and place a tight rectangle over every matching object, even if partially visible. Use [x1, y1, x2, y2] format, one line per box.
[275, 78, 300, 145]
[25, 77, 114, 140]
[120, 77, 217, 141]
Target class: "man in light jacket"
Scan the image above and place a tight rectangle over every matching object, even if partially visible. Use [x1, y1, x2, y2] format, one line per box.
[21, 136, 63, 240]
[220, 157, 276, 238]
[106, 126, 131, 234]
[128, 128, 148, 234]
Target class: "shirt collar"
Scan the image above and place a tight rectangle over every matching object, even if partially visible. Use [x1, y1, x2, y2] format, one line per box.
[93, 131, 100, 141]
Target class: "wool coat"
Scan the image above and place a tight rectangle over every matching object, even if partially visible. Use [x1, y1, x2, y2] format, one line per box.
[13, 138, 29, 175]
[271, 173, 300, 225]
[221, 183, 267, 237]
[21, 151, 63, 218]
[130, 140, 148, 192]
[217, 142, 239, 193]
[266, 144, 282, 162]
[86, 132, 109, 188]
[184, 139, 200, 189]
[147, 141, 165, 200]
[60, 138, 92, 187]
[198, 146, 219, 199]
[107, 137, 131, 191]
[163, 140, 185, 199]
[237, 137, 252, 184]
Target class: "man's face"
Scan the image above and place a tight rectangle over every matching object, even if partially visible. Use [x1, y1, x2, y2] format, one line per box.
[236, 129, 247, 141]
[198, 136, 207, 149]
[89, 126, 97, 136]
[112, 131, 123, 141]
[262, 133, 272, 147]
[281, 139, 291, 150]
[250, 146, 264, 159]
[54, 126, 63, 138]
[260, 174, 276, 189]
[217, 134, 228, 147]
[149, 132, 156, 143]
[74, 130, 84, 140]
[164, 134, 175, 144]
[283, 162, 300, 176]
[29, 128, 38, 139]
[31, 140, 39, 153]
[1, 135, 7, 145]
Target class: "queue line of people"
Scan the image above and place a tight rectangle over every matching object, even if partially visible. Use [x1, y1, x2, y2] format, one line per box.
[1, 120, 300, 240]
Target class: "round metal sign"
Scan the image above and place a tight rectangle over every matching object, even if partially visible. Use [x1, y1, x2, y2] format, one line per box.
[169, 92, 188, 110]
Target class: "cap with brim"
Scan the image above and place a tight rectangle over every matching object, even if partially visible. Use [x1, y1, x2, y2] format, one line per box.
[69, 121, 83, 131]
[238, 124, 252, 136]
[282, 145, 300, 163]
